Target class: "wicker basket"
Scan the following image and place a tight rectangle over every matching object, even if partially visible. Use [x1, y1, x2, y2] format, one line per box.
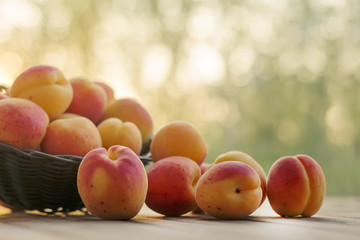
[0, 141, 151, 213]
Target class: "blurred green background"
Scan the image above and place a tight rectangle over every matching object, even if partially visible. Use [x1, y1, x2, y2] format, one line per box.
[0, 0, 359, 195]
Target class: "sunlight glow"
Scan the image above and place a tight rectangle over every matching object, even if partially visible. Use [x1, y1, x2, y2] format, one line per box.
[188, 43, 225, 85]
[187, 6, 219, 40]
[141, 44, 173, 90]
[0, 52, 23, 88]
[0, 0, 42, 28]
[0, 69, 12, 87]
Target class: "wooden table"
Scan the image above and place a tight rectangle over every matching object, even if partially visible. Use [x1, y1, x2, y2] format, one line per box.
[0, 196, 359, 240]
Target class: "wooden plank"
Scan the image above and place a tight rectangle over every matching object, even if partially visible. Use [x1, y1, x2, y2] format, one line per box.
[0, 197, 359, 240]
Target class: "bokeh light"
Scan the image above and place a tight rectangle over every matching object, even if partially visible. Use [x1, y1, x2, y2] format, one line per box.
[0, 0, 359, 195]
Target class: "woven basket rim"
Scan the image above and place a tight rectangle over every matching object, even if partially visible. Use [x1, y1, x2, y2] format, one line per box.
[0, 141, 83, 161]
[0, 141, 151, 213]
[0, 141, 152, 163]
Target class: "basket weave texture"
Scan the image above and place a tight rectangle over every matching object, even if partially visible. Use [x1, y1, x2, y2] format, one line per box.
[0, 141, 151, 213]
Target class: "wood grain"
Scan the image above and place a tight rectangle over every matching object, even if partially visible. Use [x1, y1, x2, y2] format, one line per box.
[0, 196, 359, 240]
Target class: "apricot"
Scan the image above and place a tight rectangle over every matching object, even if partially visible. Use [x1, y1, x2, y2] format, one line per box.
[97, 118, 142, 155]
[0, 98, 49, 150]
[77, 145, 148, 220]
[211, 151, 267, 205]
[101, 98, 153, 145]
[192, 162, 210, 214]
[9, 65, 73, 119]
[266, 154, 326, 217]
[95, 81, 115, 103]
[199, 162, 210, 175]
[145, 156, 201, 216]
[66, 78, 107, 124]
[54, 113, 81, 120]
[195, 161, 262, 219]
[40, 116, 102, 157]
[150, 120, 208, 165]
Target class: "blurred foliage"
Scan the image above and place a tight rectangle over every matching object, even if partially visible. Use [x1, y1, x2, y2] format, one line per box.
[0, 0, 360, 195]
